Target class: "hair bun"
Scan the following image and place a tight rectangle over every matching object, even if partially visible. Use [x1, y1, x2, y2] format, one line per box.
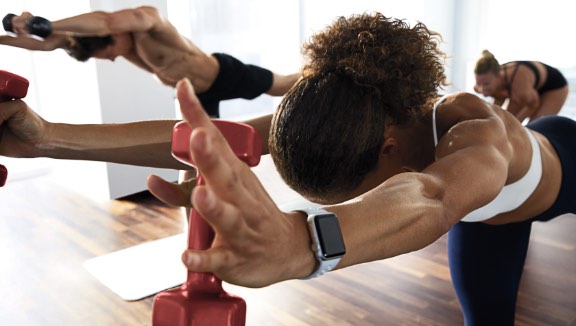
[302, 13, 445, 95]
[481, 49, 494, 59]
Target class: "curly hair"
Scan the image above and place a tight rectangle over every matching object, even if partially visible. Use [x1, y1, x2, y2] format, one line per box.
[65, 35, 113, 62]
[474, 50, 500, 75]
[269, 12, 446, 202]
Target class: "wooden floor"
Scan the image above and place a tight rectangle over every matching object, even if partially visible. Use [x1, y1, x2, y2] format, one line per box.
[0, 175, 575, 325]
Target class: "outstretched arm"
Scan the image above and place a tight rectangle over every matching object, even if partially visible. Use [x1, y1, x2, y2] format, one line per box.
[0, 33, 67, 51]
[507, 91, 540, 123]
[50, 6, 163, 36]
[0, 99, 189, 169]
[149, 82, 512, 288]
[505, 72, 540, 122]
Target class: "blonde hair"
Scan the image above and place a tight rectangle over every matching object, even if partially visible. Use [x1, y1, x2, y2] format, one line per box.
[474, 50, 500, 75]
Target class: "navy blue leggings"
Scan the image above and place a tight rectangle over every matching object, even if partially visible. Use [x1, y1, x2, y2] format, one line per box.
[448, 222, 531, 325]
[447, 116, 576, 325]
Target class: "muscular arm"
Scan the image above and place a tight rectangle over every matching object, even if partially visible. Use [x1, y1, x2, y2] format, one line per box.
[0, 99, 189, 169]
[44, 113, 273, 167]
[508, 90, 540, 122]
[40, 120, 188, 169]
[506, 70, 541, 122]
[0, 91, 272, 169]
[329, 112, 512, 267]
[165, 83, 515, 287]
[51, 6, 162, 36]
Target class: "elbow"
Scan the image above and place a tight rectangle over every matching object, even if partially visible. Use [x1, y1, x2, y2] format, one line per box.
[419, 175, 455, 234]
[88, 11, 115, 35]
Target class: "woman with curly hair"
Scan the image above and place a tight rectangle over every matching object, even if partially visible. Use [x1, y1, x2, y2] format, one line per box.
[145, 12, 576, 324]
[3, 12, 575, 325]
[474, 49, 569, 124]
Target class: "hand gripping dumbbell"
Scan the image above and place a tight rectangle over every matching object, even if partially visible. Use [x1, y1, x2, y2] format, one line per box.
[3, 13, 52, 38]
[152, 120, 262, 326]
[0, 70, 30, 186]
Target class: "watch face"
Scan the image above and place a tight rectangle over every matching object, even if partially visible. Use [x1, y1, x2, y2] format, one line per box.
[314, 214, 346, 259]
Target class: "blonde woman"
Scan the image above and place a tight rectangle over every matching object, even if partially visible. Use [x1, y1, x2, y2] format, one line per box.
[474, 50, 568, 123]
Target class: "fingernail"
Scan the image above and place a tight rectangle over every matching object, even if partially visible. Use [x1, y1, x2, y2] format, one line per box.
[203, 187, 214, 209]
[202, 133, 212, 152]
[184, 78, 192, 91]
[183, 251, 199, 267]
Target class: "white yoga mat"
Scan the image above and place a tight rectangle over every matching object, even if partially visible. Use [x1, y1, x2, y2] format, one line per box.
[83, 233, 187, 301]
[83, 155, 317, 301]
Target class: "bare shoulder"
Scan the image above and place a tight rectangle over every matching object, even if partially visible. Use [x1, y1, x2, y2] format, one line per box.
[438, 92, 495, 122]
[448, 92, 490, 109]
[124, 6, 163, 25]
[132, 5, 161, 17]
[435, 92, 511, 152]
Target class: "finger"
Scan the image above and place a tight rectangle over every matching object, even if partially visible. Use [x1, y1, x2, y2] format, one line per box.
[182, 187, 242, 274]
[176, 78, 250, 198]
[0, 100, 27, 124]
[175, 78, 213, 130]
[189, 128, 251, 200]
[192, 185, 244, 235]
[175, 78, 230, 158]
[181, 247, 233, 274]
[147, 174, 191, 207]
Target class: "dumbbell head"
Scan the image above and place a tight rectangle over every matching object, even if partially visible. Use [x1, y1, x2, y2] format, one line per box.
[0, 70, 30, 99]
[2, 13, 15, 33]
[172, 120, 262, 168]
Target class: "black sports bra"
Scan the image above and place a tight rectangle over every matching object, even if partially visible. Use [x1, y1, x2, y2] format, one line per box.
[502, 61, 540, 96]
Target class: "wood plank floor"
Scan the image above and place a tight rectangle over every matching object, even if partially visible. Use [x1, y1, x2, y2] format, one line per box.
[0, 175, 575, 325]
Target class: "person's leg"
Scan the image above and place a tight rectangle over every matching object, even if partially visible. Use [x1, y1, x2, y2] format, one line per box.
[448, 221, 532, 326]
[531, 86, 569, 121]
[266, 72, 301, 96]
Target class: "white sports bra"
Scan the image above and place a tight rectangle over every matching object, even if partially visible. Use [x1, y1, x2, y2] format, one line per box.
[432, 94, 542, 222]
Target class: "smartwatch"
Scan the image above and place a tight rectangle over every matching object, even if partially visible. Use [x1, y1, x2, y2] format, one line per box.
[298, 207, 346, 279]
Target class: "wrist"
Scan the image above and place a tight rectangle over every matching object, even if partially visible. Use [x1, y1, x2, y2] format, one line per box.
[285, 211, 317, 279]
[295, 207, 346, 279]
[37, 122, 68, 158]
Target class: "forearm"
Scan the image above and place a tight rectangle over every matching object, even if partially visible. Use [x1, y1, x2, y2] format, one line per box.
[0, 34, 65, 51]
[39, 120, 190, 169]
[514, 106, 533, 123]
[324, 174, 451, 269]
[510, 99, 539, 122]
